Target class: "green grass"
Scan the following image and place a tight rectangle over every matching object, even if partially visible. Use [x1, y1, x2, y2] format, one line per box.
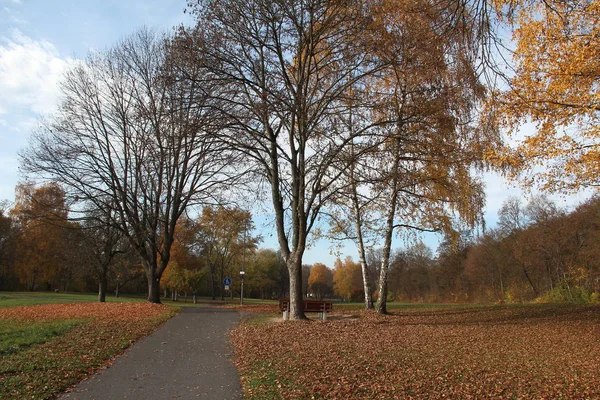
[245, 360, 288, 400]
[0, 319, 82, 355]
[0, 292, 144, 308]
[160, 296, 278, 307]
[0, 302, 177, 400]
[0, 291, 488, 311]
[235, 298, 278, 305]
[333, 301, 487, 311]
[0, 291, 277, 309]
[242, 313, 278, 326]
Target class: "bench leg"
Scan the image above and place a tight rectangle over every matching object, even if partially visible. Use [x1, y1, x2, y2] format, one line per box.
[321, 312, 327, 321]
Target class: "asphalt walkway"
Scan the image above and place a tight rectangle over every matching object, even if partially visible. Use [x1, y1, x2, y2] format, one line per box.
[59, 306, 242, 400]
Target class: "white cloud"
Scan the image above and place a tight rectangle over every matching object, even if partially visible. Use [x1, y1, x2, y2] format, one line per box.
[9, 14, 27, 24]
[0, 29, 74, 116]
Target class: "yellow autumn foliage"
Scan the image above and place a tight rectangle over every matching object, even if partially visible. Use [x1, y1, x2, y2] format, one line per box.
[490, 0, 600, 192]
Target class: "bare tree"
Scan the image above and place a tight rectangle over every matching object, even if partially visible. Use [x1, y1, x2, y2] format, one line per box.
[184, 0, 384, 319]
[77, 205, 124, 302]
[21, 29, 236, 303]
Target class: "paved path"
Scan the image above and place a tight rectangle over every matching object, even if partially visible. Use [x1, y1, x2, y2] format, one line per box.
[59, 306, 242, 400]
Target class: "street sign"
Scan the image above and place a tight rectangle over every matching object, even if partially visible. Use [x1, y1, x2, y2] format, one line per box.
[223, 277, 232, 286]
[224, 285, 230, 291]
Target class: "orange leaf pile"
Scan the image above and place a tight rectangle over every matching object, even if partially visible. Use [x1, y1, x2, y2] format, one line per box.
[1, 302, 177, 400]
[0, 302, 170, 322]
[231, 305, 600, 399]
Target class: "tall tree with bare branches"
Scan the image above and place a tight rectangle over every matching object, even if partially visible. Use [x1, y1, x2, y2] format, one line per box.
[21, 29, 236, 303]
[184, 0, 385, 319]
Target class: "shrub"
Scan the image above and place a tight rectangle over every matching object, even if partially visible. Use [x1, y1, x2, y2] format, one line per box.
[535, 282, 593, 304]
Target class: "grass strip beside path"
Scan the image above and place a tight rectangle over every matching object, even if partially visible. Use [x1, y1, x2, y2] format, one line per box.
[0, 302, 178, 400]
[231, 304, 600, 399]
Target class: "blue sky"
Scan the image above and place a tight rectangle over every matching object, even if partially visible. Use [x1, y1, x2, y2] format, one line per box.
[0, 0, 193, 202]
[0, 0, 592, 266]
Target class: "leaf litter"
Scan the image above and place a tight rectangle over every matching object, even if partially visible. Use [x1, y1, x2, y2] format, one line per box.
[0, 302, 177, 399]
[230, 304, 600, 399]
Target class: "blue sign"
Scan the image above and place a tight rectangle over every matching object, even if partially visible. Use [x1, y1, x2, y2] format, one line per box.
[223, 277, 232, 286]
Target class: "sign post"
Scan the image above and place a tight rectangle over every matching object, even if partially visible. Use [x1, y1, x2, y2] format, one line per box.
[223, 277, 232, 294]
[239, 270, 245, 305]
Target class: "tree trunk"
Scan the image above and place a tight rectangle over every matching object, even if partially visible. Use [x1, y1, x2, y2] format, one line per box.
[375, 194, 397, 314]
[353, 207, 373, 309]
[115, 281, 120, 298]
[359, 259, 373, 309]
[355, 212, 373, 310]
[349, 140, 374, 310]
[219, 268, 225, 300]
[375, 251, 391, 314]
[147, 272, 162, 304]
[210, 265, 216, 300]
[98, 268, 107, 302]
[375, 139, 402, 314]
[287, 255, 307, 320]
[519, 261, 539, 296]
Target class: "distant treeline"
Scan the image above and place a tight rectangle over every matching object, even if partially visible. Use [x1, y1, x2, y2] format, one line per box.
[2, 188, 599, 304]
[379, 196, 600, 304]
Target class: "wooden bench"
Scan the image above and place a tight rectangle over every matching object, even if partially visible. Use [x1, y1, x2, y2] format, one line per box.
[279, 299, 333, 320]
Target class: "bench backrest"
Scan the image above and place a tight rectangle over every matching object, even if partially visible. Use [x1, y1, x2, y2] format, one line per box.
[279, 299, 332, 312]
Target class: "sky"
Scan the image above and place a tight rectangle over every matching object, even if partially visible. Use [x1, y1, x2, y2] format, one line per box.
[0, 0, 593, 266]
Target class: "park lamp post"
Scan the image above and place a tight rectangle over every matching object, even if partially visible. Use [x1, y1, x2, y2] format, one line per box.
[240, 270, 245, 305]
[240, 217, 247, 305]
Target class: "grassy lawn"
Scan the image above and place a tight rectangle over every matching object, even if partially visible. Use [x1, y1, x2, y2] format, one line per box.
[0, 319, 82, 356]
[231, 303, 600, 399]
[333, 301, 487, 311]
[0, 293, 178, 400]
[161, 296, 280, 308]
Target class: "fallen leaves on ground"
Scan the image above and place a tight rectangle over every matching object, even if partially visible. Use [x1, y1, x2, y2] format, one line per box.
[231, 304, 600, 399]
[0, 301, 169, 322]
[0, 302, 178, 399]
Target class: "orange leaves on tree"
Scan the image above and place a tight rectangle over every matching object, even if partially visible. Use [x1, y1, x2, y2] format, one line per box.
[490, 0, 600, 192]
[307, 263, 333, 299]
[10, 183, 75, 291]
[333, 257, 363, 302]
